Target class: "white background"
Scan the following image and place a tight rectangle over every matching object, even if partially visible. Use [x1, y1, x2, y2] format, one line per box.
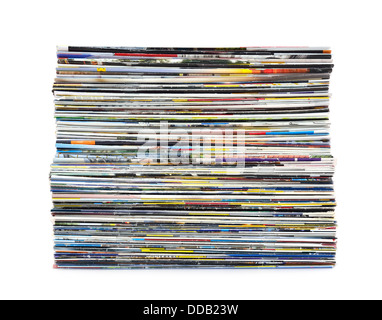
[1, 0, 381, 300]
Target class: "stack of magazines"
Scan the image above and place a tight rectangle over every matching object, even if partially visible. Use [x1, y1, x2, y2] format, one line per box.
[51, 46, 336, 269]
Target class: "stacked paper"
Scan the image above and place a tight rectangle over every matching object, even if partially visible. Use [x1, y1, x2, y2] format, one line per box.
[51, 46, 336, 269]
